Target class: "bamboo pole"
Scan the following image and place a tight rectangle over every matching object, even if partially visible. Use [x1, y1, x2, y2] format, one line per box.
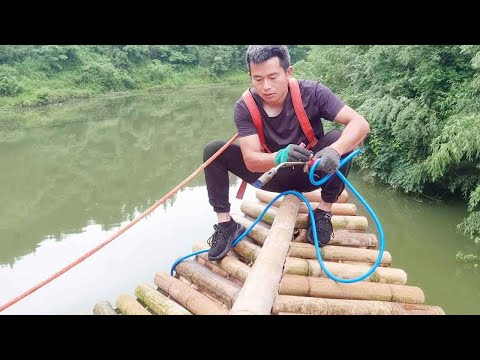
[154, 272, 228, 315]
[294, 229, 378, 248]
[116, 294, 151, 315]
[230, 194, 300, 315]
[231, 214, 270, 244]
[231, 238, 262, 264]
[227, 234, 389, 267]
[135, 283, 191, 315]
[93, 301, 117, 315]
[272, 295, 445, 315]
[192, 242, 251, 283]
[174, 260, 241, 308]
[279, 275, 424, 303]
[241, 200, 368, 230]
[233, 214, 378, 248]
[284, 257, 407, 284]
[196, 256, 232, 279]
[289, 243, 391, 266]
[231, 214, 270, 245]
[256, 189, 356, 215]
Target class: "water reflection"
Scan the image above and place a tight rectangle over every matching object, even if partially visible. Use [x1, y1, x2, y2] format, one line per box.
[0, 85, 243, 265]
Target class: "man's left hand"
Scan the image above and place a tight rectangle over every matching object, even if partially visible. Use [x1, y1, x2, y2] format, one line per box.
[313, 147, 340, 173]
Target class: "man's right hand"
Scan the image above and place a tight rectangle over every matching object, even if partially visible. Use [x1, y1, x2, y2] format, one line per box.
[274, 144, 313, 165]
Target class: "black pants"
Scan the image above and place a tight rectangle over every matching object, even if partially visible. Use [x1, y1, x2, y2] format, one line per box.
[203, 130, 352, 213]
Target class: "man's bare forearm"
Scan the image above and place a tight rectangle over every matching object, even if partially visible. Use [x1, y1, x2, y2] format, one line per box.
[243, 152, 278, 173]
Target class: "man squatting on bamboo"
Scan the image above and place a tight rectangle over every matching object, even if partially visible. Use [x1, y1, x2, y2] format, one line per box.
[203, 45, 370, 261]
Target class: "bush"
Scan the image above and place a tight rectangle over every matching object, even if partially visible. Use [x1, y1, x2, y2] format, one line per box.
[78, 62, 134, 91]
[0, 67, 22, 96]
[147, 60, 173, 82]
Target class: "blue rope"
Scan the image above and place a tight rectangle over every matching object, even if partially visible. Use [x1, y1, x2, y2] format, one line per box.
[170, 148, 385, 283]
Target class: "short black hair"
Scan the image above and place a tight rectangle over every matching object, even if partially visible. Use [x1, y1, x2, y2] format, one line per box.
[246, 45, 291, 72]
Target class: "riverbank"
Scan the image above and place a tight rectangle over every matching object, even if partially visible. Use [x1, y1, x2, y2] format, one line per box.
[0, 81, 250, 131]
[0, 67, 248, 111]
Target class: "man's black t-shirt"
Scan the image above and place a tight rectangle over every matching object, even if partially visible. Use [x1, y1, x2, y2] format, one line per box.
[234, 79, 345, 152]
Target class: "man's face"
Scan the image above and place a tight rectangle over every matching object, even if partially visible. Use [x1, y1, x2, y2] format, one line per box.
[249, 57, 292, 105]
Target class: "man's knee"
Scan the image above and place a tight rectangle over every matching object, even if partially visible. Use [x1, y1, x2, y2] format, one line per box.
[203, 140, 227, 162]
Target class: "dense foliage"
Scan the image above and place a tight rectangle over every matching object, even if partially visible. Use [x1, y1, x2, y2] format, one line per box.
[295, 45, 480, 267]
[0, 45, 310, 108]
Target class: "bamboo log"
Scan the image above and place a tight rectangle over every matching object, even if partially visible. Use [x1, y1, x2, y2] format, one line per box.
[116, 294, 151, 315]
[234, 214, 378, 248]
[227, 234, 389, 268]
[279, 275, 424, 303]
[154, 272, 228, 315]
[231, 238, 262, 263]
[193, 242, 251, 282]
[231, 214, 270, 245]
[174, 260, 241, 308]
[303, 189, 349, 203]
[256, 189, 356, 215]
[272, 295, 445, 315]
[135, 283, 191, 315]
[284, 257, 407, 284]
[230, 194, 300, 315]
[93, 301, 117, 315]
[196, 257, 232, 279]
[294, 229, 378, 248]
[277, 312, 303, 315]
[289, 243, 391, 266]
[241, 200, 368, 230]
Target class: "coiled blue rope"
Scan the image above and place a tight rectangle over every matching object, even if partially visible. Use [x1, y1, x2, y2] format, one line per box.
[170, 148, 385, 283]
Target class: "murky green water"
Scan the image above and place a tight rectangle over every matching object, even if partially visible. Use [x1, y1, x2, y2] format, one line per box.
[1, 85, 478, 314]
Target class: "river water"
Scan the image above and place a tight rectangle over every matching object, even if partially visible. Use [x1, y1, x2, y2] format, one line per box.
[1, 85, 478, 314]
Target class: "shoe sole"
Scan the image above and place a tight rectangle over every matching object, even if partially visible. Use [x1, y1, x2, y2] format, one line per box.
[208, 225, 246, 261]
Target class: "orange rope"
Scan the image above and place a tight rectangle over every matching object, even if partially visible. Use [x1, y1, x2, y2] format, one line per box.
[0, 133, 239, 313]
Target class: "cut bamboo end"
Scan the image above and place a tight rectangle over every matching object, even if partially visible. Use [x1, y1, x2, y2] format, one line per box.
[135, 283, 191, 315]
[279, 274, 424, 303]
[256, 189, 356, 215]
[273, 295, 444, 315]
[116, 294, 151, 315]
[284, 257, 407, 284]
[93, 300, 117, 315]
[154, 272, 228, 315]
[241, 200, 368, 230]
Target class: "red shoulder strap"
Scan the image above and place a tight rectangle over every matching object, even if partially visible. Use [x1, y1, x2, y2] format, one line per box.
[289, 78, 318, 149]
[242, 89, 272, 153]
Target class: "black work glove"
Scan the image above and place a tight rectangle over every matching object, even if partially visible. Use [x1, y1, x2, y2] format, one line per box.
[313, 147, 340, 173]
[274, 144, 313, 165]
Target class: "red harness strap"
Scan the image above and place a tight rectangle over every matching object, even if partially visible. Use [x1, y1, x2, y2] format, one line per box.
[236, 78, 317, 199]
[242, 88, 272, 153]
[288, 78, 318, 149]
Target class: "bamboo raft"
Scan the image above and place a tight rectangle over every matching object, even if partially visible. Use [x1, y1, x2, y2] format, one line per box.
[93, 188, 445, 315]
